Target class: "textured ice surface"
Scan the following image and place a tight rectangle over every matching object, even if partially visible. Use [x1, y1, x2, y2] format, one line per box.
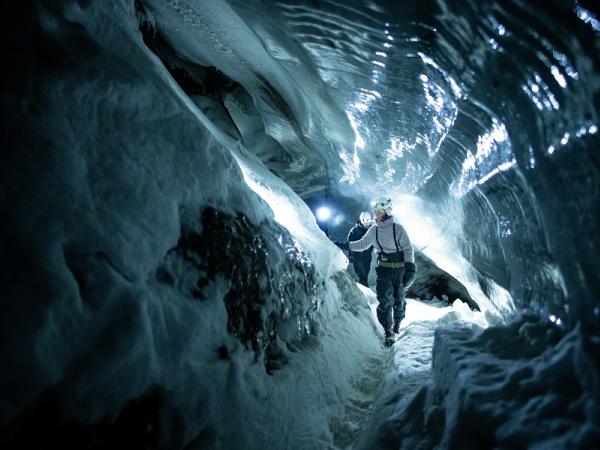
[359, 314, 600, 449]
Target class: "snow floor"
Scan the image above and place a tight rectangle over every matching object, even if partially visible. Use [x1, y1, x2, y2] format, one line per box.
[331, 284, 487, 449]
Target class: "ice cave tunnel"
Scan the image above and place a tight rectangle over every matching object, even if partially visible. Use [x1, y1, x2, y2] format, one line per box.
[2, 0, 600, 449]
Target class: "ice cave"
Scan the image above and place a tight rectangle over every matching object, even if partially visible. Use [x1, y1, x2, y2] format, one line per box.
[1, 0, 599, 449]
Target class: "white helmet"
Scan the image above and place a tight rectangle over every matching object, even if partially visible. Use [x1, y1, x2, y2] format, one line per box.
[373, 196, 392, 214]
[359, 211, 372, 226]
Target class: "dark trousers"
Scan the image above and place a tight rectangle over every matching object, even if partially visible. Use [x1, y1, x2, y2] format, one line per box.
[375, 266, 406, 331]
[352, 257, 371, 287]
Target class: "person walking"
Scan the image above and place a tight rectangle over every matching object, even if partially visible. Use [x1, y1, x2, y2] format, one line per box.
[336, 197, 416, 345]
[347, 212, 374, 287]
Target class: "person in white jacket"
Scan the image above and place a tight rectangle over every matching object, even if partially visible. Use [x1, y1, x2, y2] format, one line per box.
[336, 197, 416, 343]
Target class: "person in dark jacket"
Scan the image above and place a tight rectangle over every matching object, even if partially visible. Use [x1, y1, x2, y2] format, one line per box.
[347, 212, 374, 287]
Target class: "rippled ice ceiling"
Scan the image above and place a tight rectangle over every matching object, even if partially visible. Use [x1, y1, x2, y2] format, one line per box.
[143, 0, 599, 331]
[261, 0, 598, 195]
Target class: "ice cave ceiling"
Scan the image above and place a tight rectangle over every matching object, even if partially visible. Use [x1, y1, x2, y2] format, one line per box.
[139, 0, 599, 330]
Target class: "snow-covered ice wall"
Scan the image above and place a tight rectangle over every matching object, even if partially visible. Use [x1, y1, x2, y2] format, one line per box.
[1, 1, 381, 448]
[2, 0, 599, 448]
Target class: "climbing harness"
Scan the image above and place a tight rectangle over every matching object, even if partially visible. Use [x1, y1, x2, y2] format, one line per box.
[376, 223, 404, 267]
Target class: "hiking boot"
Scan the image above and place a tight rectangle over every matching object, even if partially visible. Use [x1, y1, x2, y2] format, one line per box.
[393, 321, 401, 334]
[384, 327, 398, 346]
[385, 327, 398, 339]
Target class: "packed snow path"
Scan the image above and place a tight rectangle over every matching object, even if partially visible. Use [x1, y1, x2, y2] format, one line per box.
[331, 286, 486, 450]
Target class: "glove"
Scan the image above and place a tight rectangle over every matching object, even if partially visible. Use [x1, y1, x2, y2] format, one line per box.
[334, 241, 349, 251]
[403, 261, 416, 288]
